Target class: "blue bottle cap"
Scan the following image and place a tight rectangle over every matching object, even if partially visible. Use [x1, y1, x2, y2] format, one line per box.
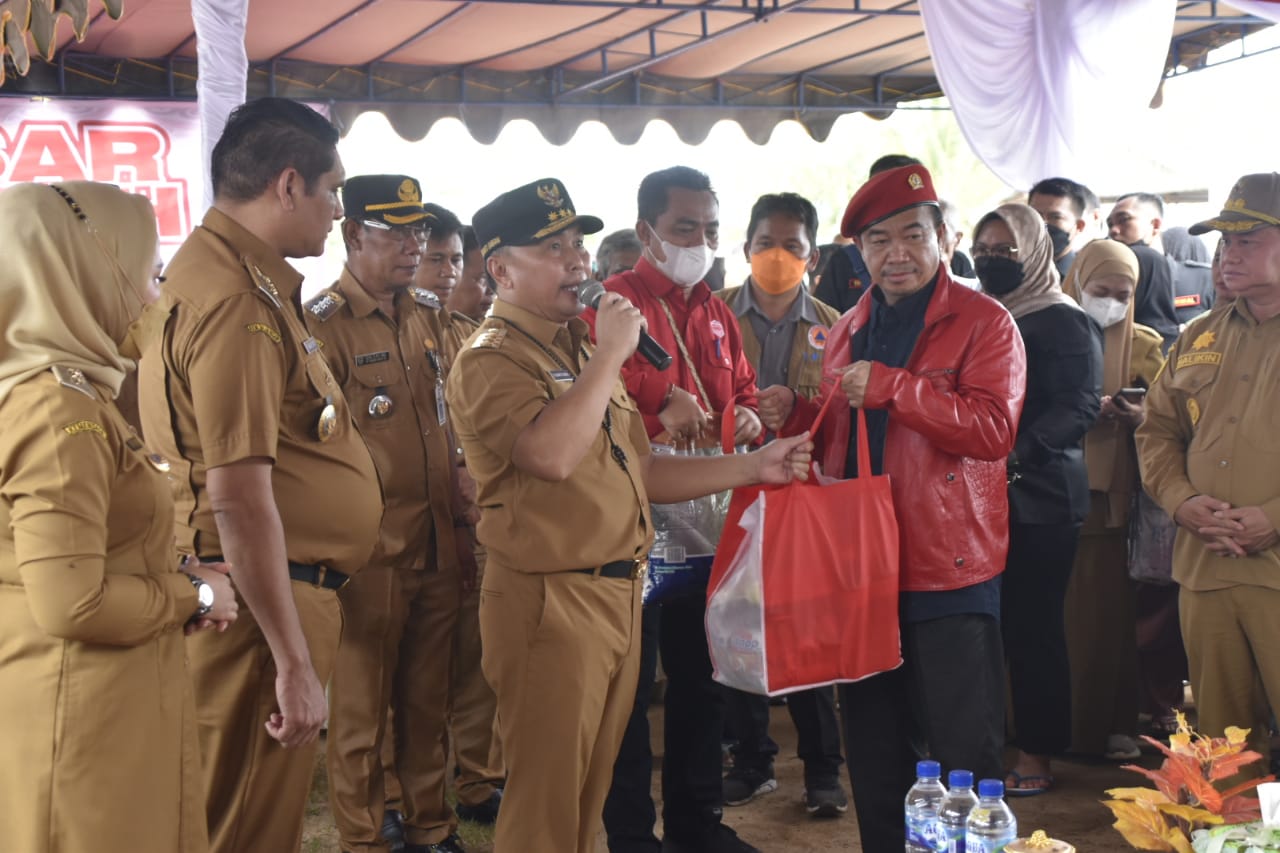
[917, 760, 942, 779]
[977, 779, 1004, 798]
[948, 770, 974, 788]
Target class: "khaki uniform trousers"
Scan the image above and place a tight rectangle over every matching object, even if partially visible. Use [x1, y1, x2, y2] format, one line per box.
[480, 562, 643, 853]
[1180, 584, 1280, 762]
[190, 581, 342, 853]
[329, 565, 461, 852]
[449, 548, 505, 806]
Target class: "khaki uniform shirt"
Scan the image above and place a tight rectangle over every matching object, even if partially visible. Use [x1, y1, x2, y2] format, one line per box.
[441, 311, 482, 367]
[0, 370, 204, 853]
[304, 272, 459, 572]
[445, 300, 653, 572]
[138, 209, 382, 576]
[718, 283, 841, 401]
[1137, 300, 1280, 591]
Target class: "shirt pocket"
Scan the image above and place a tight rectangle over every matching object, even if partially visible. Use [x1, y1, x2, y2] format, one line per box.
[350, 360, 407, 433]
[1169, 363, 1221, 452]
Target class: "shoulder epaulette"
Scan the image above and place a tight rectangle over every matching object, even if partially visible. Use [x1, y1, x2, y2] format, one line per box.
[50, 365, 98, 400]
[471, 324, 508, 350]
[410, 288, 442, 310]
[243, 260, 284, 310]
[304, 289, 347, 321]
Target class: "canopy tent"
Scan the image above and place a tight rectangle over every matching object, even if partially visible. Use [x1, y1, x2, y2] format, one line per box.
[1, 0, 1274, 145]
[3, 0, 1277, 200]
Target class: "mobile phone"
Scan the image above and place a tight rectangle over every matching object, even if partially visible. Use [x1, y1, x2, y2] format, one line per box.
[1116, 387, 1147, 403]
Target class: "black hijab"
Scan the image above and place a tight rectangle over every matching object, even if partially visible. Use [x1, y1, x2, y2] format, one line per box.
[1128, 241, 1180, 351]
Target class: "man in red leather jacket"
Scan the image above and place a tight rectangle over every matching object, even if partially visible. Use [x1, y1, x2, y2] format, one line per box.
[760, 164, 1027, 853]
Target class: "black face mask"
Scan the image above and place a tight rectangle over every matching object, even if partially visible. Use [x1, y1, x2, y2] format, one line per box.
[975, 255, 1026, 296]
[1046, 224, 1072, 259]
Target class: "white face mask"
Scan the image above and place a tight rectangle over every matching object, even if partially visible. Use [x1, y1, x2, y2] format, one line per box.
[1081, 292, 1129, 329]
[650, 237, 715, 288]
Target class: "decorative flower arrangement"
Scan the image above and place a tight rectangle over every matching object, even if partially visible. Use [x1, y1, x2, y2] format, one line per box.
[1101, 713, 1276, 853]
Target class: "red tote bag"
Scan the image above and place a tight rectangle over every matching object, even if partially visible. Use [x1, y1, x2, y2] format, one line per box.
[705, 402, 902, 696]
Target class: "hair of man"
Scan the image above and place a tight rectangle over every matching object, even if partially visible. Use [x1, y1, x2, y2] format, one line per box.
[746, 192, 819, 247]
[211, 98, 339, 202]
[637, 166, 716, 225]
[1028, 177, 1087, 219]
[422, 202, 464, 240]
[868, 154, 923, 177]
[1116, 191, 1166, 217]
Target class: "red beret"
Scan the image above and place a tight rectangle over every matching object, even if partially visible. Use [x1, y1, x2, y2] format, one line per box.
[840, 164, 939, 238]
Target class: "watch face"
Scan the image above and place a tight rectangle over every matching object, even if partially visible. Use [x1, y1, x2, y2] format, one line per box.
[198, 582, 215, 609]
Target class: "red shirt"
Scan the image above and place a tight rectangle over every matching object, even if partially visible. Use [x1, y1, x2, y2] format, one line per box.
[585, 258, 759, 440]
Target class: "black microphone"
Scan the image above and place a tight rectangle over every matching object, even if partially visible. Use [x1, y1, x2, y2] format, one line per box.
[579, 280, 673, 370]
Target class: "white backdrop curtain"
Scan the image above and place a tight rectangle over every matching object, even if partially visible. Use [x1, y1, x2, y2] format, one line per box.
[919, 0, 1177, 191]
[192, 0, 250, 213]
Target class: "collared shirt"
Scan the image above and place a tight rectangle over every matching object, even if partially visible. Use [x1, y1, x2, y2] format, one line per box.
[849, 276, 999, 623]
[599, 258, 759, 439]
[1138, 299, 1280, 592]
[303, 269, 459, 572]
[445, 300, 653, 572]
[138, 209, 382, 576]
[734, 279, 821, 390]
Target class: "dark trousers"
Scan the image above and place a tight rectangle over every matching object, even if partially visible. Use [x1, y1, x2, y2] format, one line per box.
[660, 596, 727, 842]
[604, 604, 662, 853]
[840, 613, 1004, 853]
[724, 686, 843, 786]
[1002, 521, 1080, 755]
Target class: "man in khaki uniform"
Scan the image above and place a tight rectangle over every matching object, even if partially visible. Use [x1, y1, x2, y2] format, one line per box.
[716, 192, 846, 817]
[445, 177, 814, 853]
[137, 98, 383, 853]
[304, 175, 472, 853]
[1137, 172, 1280, 761]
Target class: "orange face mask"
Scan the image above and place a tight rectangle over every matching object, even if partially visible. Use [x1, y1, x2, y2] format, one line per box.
[750, 247, 808, 295]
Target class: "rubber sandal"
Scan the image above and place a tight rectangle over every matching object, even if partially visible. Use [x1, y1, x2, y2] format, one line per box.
[1005, 770, 1054, 797]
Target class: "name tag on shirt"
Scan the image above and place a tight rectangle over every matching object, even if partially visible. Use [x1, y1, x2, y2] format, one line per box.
[548, 369, 574, 382]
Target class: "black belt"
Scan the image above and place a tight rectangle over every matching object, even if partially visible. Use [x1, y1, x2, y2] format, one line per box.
[201, 556, 350, 591]
[569, 559, 647, 580]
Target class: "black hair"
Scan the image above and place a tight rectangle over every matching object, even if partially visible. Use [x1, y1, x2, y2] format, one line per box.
[637, 166, 716, 225]
[746, 192, 819, 247]
[868, 154, 922, 177]
[1028, 177, 1089, 219]
[423, 203, 463, 241]
[461, 224, 480, 254]
[211, 98, 339, 202]
[1116, 191, 1165, 217]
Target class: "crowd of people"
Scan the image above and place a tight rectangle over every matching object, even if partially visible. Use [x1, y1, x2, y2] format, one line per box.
[1, 94, 1278, 853]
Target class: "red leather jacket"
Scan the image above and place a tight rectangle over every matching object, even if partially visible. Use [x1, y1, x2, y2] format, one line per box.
[784, 270, 1027, 591]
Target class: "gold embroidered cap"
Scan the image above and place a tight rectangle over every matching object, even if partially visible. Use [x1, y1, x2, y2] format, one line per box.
[342, 174, 433, 226]
[1190, 172, 1280, 235]
[473, 178, 604, 257]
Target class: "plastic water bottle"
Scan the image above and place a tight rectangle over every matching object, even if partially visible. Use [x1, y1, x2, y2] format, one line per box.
[939, 770, 979, 853]
[905, 760, 947, 852]
[964, 779, 1017, 853]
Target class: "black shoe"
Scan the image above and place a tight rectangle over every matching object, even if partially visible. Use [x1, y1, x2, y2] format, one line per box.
[662, 824, 762, 853]
[405, 835, 467, 853]
[722, 766, 778, 806]
[455, 789, 502, 825]
[381, 809, 405, 853]
[803, 783, 848, 818]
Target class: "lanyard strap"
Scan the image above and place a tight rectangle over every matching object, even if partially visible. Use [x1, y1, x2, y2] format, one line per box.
[656, 297, 713, 412]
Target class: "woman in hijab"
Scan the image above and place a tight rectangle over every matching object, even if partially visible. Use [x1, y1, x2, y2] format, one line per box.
[1059, 240, 1168, 762]
[972, 202, 1103, 796]
[0, 181, 238, 853]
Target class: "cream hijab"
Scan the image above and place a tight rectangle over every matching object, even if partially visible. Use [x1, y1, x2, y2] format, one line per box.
[0, 181, 157, 405]
[1061, 239, 1142, 516]
[976, 202, 1080, 320]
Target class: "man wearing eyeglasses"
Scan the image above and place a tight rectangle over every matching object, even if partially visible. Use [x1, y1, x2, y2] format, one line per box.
[758, 165, 1026, 853]
[303, 175, 474, 853]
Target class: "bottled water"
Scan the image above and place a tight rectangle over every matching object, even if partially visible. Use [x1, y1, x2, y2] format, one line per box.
[964, 779, 1017, 853]
[905, 760, 947, 852]
[939, 770, 979, 853]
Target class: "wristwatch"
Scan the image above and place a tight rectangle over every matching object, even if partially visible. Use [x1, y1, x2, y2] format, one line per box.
[184, 572, 215, 618]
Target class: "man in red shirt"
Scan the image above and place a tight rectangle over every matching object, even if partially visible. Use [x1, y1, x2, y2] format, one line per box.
[594, 166, 762, 853]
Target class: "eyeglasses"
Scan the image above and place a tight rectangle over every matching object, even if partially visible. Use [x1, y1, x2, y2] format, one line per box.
[971, 243, 1019, 260]
[361, 219, 431, 246]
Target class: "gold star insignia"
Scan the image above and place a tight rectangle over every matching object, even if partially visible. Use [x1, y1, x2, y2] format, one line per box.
[1191, 331, 1216, 351]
